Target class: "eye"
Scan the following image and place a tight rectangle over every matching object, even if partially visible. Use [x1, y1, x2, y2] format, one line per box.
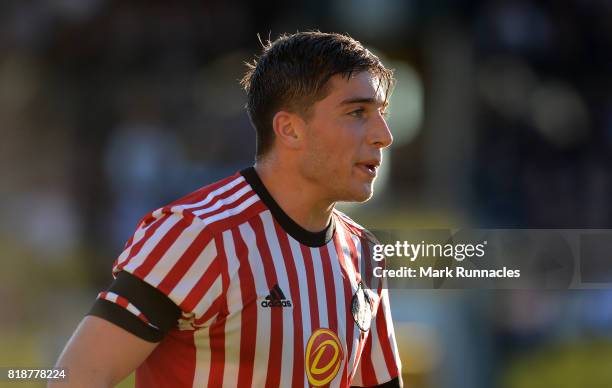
[380, 108, 390, 118]
[348, 108, 365, 118]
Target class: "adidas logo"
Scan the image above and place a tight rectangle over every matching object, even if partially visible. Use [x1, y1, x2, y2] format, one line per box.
[261, 284, 292, 308]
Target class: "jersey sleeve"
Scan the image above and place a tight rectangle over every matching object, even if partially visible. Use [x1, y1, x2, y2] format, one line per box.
[351, 285, 403, 387]
[88, 209, 225, 341]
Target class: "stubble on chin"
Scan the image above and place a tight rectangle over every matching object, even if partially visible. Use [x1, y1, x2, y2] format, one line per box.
[299, 149, 375, 203]
[335, 175, 376, 203]
[350, 183, 374, 203]
[299, 160, 353, 203]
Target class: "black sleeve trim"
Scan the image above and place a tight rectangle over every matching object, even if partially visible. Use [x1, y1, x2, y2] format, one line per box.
[351, 377, 401, 388]
[87, 271, 182, 341]
[88, 298, 163, 342]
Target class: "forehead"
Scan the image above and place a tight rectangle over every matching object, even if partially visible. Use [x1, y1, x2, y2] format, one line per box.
[323, 71, 386, 106]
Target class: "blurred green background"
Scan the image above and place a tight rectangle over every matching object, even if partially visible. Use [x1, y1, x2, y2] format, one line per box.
[1, 1, 612, 387]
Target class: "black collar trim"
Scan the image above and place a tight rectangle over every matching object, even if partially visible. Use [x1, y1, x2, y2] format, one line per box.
[240, 167, 335, 247]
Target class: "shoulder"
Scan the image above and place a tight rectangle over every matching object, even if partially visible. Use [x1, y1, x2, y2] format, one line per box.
[112, 171, 265, 312]
[136, 171, 264, 238]
[332, 208, 380, 246]
[113, 171, 264, 275]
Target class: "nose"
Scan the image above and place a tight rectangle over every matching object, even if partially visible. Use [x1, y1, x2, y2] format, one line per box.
[368, 111, 393, 149]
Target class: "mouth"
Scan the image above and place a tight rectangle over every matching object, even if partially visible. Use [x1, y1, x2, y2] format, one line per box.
[355, 160, 380, 178]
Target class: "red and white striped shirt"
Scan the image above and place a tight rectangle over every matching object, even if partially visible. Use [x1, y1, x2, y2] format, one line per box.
[94, 167, 402, 388]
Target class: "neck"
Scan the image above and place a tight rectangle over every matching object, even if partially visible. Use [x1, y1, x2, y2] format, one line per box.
[254, 157, 334, 233]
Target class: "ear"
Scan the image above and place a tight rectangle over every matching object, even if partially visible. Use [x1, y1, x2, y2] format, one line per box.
[272, 110, 304, 150]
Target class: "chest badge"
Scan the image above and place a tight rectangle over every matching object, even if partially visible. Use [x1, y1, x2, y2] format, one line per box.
[351, 281, 374, 332]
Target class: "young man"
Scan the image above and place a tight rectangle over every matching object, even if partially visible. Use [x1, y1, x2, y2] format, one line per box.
[53, 31, 402, 388]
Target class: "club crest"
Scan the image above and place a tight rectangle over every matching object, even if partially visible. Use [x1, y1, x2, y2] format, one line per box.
[351, 281, 374, 332]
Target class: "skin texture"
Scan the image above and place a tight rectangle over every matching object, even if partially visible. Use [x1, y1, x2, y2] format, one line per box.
[50, 316, 158, 387]
[51, 71, 393, 388]
[256, 71, 393, 232]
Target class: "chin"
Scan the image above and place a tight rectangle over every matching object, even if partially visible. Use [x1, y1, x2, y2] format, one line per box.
[346, 186, 374, 203]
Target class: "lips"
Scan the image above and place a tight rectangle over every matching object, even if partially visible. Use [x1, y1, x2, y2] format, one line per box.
[355, 159, 380, 178]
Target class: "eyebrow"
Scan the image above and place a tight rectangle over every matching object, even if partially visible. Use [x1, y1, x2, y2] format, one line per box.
[338, 96, 387, 108]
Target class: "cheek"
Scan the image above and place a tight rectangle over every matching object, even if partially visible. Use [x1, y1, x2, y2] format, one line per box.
[303, 139, 337, 172]
[318, 124, 357, 155]
[304, 121, 359, 173]
[312, 139, 351, 174]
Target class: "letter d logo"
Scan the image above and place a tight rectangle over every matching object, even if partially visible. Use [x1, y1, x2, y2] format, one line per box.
[305, 328, 344, 386]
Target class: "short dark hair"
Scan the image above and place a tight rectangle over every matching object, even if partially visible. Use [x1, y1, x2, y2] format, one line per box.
[240, 31, 394, 159]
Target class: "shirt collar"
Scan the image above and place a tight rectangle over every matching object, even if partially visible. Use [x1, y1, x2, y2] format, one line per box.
[240, 166, 335, 247]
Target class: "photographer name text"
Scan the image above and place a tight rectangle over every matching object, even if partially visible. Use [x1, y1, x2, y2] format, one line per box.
[372, 240, 521, 279]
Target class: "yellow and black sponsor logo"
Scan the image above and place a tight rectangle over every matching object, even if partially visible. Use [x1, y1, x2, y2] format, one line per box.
[305, 328, 344, 386]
